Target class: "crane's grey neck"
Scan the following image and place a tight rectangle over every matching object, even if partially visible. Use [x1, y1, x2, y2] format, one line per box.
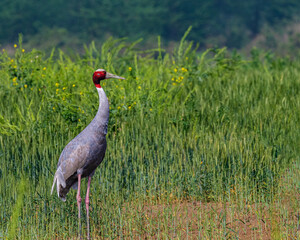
[92, 87, 109, 135]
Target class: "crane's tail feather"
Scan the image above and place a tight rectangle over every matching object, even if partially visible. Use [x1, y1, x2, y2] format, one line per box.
[51, 176, 57, 195]
[51, 168, 66, 202]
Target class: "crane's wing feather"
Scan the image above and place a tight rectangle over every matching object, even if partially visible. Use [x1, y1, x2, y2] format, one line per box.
[58, 141, 90, 179]
[51, 141, 90, 201]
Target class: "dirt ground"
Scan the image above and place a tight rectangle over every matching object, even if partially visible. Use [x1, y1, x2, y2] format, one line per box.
[117, 198, 299, 240]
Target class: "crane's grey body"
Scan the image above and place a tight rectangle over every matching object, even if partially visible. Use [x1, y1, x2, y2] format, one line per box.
[51, 87, 109, 201]
[51, 69, 124, 240]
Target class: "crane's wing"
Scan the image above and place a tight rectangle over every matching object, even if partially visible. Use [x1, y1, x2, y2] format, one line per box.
[51, 141, 90, 200]
[58, 142, 91, 179]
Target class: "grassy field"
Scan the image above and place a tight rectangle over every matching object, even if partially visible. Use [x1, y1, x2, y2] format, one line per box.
[0, 34, 299, 239]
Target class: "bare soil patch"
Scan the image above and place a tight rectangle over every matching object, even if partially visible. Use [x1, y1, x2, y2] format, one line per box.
[117, 198, 298, 240]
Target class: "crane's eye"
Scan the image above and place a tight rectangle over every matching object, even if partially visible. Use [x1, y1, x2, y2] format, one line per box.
[93, 71, 106, 84]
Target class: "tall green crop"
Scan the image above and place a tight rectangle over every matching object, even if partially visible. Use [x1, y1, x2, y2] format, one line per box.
[0, 34, 299, 239]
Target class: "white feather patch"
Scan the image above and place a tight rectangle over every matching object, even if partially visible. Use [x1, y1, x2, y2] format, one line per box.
[51, 167, 66, 202]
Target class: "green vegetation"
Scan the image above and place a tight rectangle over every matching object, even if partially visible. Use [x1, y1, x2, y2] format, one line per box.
[1, 0, 300, 53]
[0, 35, 299, 239]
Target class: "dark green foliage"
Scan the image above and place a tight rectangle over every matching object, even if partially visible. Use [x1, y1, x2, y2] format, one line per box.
[1, 0, 300, 50]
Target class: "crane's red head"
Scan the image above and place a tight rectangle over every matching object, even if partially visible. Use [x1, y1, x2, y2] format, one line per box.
[93, 69, 106, 88]
[93, 69, 125, 88]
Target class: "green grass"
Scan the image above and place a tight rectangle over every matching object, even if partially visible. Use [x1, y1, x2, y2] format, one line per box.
[0, 35, 299, 239]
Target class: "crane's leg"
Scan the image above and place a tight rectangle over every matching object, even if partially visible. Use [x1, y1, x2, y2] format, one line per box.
[76, 174, 82, 240]
[85, 176, 92, 240]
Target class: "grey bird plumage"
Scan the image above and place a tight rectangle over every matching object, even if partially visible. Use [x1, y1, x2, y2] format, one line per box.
[51, 87, 109, 201]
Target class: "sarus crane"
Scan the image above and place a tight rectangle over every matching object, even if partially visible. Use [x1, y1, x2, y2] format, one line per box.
[51, 69, 125, 239]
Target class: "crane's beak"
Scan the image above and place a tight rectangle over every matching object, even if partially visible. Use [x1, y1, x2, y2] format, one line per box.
[105, 72, 125, 80]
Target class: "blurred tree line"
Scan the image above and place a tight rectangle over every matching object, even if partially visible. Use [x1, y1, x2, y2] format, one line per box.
[0, 0, 300, 51]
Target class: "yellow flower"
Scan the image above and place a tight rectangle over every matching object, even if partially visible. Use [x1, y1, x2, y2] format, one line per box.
[63, 87, 66, 90]
[80, 91, 83, 95]
[150, 108, 152, 111]
[12, 77, 17, 82]
[128, 67, 132, 71]
[55, 83, 59, 87]
[174, 68, 178, 72]
[14, 44, 17, 48]
[138, 86, 141, 90]
[117, 106, 121, 110]
[24, 84, 27, 88]
[62, 97, 65, 101]
[43, 67, 46, 71]
[13, 65, 17, 69]
[181, 67, 188, 72]
[78, 119, 81, 122]
[72, 84, 75, 87]
[172, 83, 177, 86]
[10, 59, 14, 63]
[171, 77, 174, 81]
[22, 49, 25, 53]
[52, 107, 55, 110]
[82, 110, 85, 113]
[128, 106, 132, 110]
[133, 101, 136, 105]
